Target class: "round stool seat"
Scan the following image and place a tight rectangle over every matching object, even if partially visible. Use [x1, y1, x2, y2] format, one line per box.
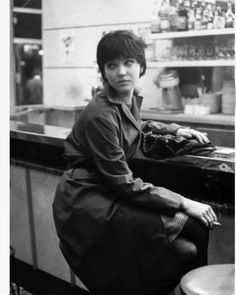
[180, 264, 234, 295]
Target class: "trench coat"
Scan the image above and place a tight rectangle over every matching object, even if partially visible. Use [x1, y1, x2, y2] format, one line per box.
[53, 86, 186, 295]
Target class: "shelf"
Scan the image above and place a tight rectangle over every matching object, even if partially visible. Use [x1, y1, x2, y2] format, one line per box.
[150, 28, 235, 39]
[13, 38, 42, 44]
[147, 59, 235, 68]
[13, 7, 42, 14]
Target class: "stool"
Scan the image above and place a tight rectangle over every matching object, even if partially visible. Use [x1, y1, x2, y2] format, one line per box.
[180, 264, 235, 295]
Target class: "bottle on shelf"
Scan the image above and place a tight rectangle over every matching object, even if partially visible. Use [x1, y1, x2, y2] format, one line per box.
[201, 5, 209, 29]
[177, 0, 188, 31]
[194, 7, 202, 30]
[169, 1, 179, 31]
[188, 7, 195, 30]
[159, 0, 171, 32]
[207, 3, 214, 29]
[213, 6, 220, 29]
[150, 0, 161, 33]
[184, 0, 191, 13]
[225, 1, 235, 28]
[138, 27, 154, 61]
[218, 6, 226, 29]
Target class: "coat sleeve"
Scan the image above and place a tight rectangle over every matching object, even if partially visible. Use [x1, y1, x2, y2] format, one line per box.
[141, 120, 182, 135]
[84, 115, 184, 214]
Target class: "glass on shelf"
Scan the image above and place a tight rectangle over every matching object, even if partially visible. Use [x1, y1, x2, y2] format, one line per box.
[205, 43, 214, 59]
[195, 45, 205, 60]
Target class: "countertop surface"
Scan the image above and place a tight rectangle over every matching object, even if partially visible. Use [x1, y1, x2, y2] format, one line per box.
[10, 120, 235, 173]
[10, 120, 71, 147]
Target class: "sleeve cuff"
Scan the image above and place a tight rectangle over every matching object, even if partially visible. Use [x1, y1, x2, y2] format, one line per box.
[179, 195, 185, 210]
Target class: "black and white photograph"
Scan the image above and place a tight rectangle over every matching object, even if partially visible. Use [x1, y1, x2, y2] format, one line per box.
[9, 0, 235, 294]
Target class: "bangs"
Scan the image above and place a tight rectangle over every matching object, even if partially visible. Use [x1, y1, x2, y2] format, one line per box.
[97, 32, 146, 64]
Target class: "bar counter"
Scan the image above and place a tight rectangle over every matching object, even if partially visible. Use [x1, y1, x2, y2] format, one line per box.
[10, 120, 234, 175]
[10, 120, 235, 291]
[10, 104, 235, 148]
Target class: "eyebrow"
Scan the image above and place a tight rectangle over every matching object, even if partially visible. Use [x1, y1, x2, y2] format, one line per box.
[106, 57, 135, 63]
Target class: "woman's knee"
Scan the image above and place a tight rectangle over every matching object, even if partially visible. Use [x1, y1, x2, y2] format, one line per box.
[181, 216, 210, 243]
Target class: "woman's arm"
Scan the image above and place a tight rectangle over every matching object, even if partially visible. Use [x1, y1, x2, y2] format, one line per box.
[84, 115, 183, 215]
[142, 120, 210, 143]
[181, 197, 217, 228]
[176, 128, 209, 144]
[141, 120, 180, 135]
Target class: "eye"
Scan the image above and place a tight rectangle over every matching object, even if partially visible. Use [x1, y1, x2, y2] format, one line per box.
[125, 59, 135, 66]
[106, 62, 117, 70]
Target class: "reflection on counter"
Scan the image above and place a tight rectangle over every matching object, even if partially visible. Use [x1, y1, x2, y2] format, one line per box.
[10, 104, 84, 128]
[10, 121, 71, 147]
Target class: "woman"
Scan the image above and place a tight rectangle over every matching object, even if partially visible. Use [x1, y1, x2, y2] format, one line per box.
[53, 30, 217, 295]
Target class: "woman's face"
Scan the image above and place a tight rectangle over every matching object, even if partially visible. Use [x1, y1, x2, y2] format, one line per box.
[104, 58, 141, 98]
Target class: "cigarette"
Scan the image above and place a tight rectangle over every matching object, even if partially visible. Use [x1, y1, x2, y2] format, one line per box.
[213, 222, 221, 226]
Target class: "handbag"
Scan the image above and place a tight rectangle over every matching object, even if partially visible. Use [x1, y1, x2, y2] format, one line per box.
[141, 131, 216, 159]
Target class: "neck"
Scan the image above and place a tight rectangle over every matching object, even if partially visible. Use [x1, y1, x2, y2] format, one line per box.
[105, 83, 134, 104]
[119, 92, 133, 105]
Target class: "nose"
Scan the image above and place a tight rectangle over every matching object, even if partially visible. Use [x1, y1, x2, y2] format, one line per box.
[117, 64, 126, 76]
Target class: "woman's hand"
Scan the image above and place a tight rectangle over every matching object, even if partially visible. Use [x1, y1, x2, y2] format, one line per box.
[182, 198, 217, 228]
[176, 128, 209, 144]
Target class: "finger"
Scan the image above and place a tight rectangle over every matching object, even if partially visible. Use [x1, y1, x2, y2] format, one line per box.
[203, 211, 213, 226]
[208, 207, 217, 222]
[205, 205, 217, 222]
[182, 131, 192, 138]
[199, 133, 209, 143]
[186, 129, 201, 141]
[204, 212, 214, 228]
[193, 132, 208, 144]
[200, 216, 209, 227]
[193, 132, 204, 143]
[189, 129, 206, 140]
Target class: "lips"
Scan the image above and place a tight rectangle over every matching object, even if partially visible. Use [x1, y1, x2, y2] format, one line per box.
[117, 80, 130, 84]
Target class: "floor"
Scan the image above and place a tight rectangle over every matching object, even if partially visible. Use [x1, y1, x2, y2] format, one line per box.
[10, 286, 180, 295]
[10, 258, 182, 295]
[10, 258, 88, 295]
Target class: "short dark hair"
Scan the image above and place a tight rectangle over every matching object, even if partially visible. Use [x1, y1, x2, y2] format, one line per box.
[96, 30, 147, 80]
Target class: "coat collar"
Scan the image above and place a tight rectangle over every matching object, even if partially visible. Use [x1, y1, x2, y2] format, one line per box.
[98, 84, 143, 130]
